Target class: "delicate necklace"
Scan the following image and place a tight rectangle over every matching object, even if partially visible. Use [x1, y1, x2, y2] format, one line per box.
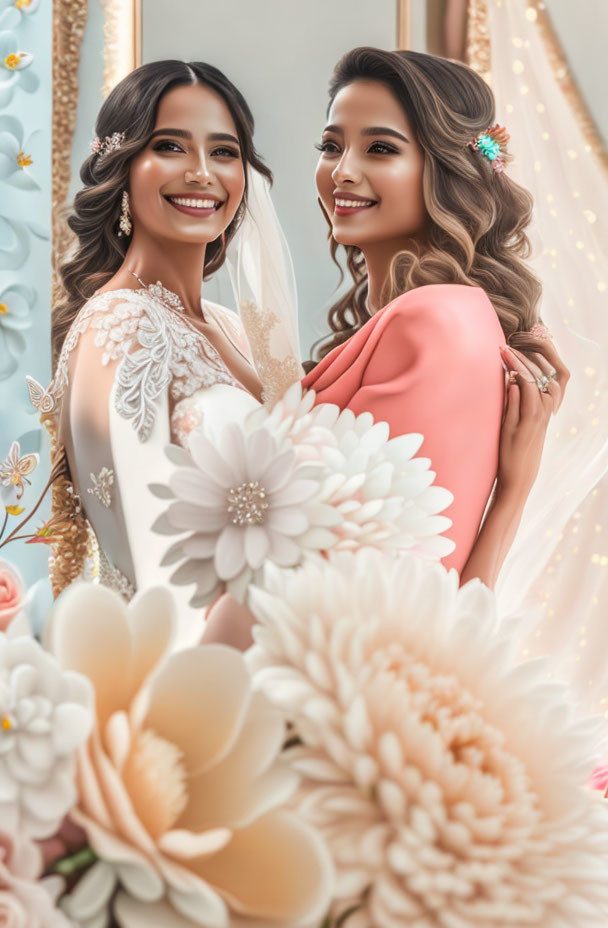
[129, 270, 185, 313]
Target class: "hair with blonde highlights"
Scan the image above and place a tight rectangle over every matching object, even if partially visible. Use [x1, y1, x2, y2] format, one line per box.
[52, 59, 271, 368]
[312, 47, 542, 362]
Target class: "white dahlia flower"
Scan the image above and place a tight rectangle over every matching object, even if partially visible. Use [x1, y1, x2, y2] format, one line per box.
[51, 583, 333, 928]
[157, 384, 454, 606]
[0, 630, 93, 841]
[248, 549, 608, 928]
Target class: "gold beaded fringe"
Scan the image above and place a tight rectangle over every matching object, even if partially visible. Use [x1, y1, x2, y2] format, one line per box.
[50, 0, 97, 598]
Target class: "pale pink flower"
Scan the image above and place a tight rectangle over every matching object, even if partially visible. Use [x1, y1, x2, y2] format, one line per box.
[589, 765, 608, 793]
[0, 830, 69, 927]
[50, 582, 333, 928]
[0, 560, 24, 630]
[249, 549, 608, 928]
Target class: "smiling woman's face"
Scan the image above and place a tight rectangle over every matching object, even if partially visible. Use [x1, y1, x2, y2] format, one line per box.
[315, 79, 426, 252]
[128, 82, 246, 245]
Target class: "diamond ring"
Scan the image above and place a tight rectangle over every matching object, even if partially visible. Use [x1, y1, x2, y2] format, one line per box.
[537, 375, 550, 393]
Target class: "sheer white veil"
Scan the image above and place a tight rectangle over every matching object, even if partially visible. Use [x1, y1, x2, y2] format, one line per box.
[479, 0, 608, 710]
[226, 167, 303, 407]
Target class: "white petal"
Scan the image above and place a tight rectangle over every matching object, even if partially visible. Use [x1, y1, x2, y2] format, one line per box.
[215, 524, 246, 580]
[62, 861, 117, 920]
[266, 507, 309, 536]
[244, 524, 270, 570]
[52, 702, 92, 754]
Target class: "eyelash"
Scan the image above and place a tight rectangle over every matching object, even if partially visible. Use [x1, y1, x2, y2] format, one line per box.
[315, 140, 399, 155]
[153, 140, 184, 153]
[153, 141, 240, 158]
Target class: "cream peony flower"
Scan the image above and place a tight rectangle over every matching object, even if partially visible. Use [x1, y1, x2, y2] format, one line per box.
[158, 384, 454, 606]
[248, 549, 608, 928]
[0, 831, 69, 928]
[51, 582, 332, 928]
[0, 630, 93, 841]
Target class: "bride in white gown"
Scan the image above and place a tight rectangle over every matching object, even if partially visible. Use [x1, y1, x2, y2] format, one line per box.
[48, 60, 289, 646]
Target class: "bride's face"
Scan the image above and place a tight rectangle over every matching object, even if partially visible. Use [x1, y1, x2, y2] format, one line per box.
[128, 82, 246, 244]
[315, 79, 426, 251]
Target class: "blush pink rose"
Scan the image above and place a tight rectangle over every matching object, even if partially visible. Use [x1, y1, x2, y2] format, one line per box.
[589, 765, 608, 793]
[0, 560, 24, 631]
[0, 832, 69, 928]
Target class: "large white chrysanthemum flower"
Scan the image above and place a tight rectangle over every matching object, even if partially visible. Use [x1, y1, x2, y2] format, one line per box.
[248, 549, 608, 928]
[51, 583, 333, 928]
[157, 384, 454, 606]
[0, 631, 93, 841]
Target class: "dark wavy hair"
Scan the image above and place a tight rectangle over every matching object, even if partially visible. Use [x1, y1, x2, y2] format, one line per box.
[53, 59, 271, 368]
[312, 47, 542, 361]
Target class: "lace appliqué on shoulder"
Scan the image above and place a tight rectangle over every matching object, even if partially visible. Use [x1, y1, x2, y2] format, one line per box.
[52, 289, 246, 441]
[239, 299, 301, 407]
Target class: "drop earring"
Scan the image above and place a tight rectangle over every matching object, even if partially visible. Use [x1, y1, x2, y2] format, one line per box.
[118, 190, 132, 237]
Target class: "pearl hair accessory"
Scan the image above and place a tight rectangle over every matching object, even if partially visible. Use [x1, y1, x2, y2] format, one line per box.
[90, 131, 125, 161]
[469, 124, 510, 174]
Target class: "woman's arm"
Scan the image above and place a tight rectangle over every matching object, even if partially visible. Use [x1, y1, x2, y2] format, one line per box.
[460, 340, 570, 588]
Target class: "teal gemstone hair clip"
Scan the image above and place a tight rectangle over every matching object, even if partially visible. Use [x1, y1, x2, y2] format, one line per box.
[469, 124, 510, 174]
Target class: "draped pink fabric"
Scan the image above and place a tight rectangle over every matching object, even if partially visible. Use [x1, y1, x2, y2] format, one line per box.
[302, 284, 506, 572]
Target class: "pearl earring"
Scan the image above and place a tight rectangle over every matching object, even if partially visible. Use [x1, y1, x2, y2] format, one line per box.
[118, 190, 132, 237]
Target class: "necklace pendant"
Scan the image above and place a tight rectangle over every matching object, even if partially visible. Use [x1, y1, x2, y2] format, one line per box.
[147, 281, 185, 312]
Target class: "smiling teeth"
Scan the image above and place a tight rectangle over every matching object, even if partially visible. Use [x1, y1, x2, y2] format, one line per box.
[170, 197, 219, 208]
[335, 198, 375, 208]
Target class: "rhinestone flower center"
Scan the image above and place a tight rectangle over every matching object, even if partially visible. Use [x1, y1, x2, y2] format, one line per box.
[227, 480, 268, 526]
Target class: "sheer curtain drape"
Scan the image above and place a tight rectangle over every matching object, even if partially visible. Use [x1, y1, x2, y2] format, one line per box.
[472, 0, 608, 712]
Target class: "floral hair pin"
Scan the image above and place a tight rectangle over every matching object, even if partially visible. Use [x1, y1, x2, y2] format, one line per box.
[90, 131, 125, 160]
[469, 123, 510, 174]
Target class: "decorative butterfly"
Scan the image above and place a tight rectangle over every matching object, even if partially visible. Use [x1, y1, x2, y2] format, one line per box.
[25, 375, 56, 415]
[0, 441, 38, 500]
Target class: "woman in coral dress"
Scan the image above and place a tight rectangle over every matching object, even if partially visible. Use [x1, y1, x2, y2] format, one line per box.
[303, 47, 567, 586]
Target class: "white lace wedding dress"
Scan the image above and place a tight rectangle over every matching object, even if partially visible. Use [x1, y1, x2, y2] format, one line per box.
[51, 282, 260, 647]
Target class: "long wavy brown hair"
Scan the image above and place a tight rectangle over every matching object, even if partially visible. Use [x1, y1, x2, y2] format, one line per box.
[312, 47, 542, 362]
[52, 59, 271, 368]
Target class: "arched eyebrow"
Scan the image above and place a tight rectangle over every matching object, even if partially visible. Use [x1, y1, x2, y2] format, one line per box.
[149, 128, 240, 145]
[322, 124, 409, 144]
[149, 128, 193, 140]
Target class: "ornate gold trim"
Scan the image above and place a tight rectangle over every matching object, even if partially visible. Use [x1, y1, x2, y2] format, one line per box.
[100, 0, 138, 99]
[396, 0, 411, 49]
[465, 0, 491, 82]
[134, 0, 142, 67]
[51, 0, 88, 305]
[530, 0, 608, 176]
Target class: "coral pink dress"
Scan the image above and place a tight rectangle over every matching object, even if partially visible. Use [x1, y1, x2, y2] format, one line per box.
[302, 284, 506, 572]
